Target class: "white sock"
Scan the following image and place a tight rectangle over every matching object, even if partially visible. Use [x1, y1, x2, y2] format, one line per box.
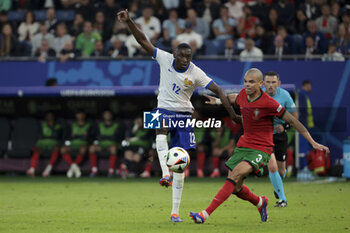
[44, 165, 52, 172]
[202, 210, 209, 219]
[171, 172, 185, 215]
[156, 134, 170, 177]
[256, 197, 263, 208]
[92, 167, 98, 173]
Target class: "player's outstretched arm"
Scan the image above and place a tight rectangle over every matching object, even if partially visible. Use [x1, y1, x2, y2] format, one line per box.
[207, 82, 241, 124]
[282, 111, 330, 153]
[204, 94, 236, 105]
[117, 9, 155, 56]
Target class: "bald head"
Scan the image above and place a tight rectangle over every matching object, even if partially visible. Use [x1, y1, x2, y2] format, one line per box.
[245, 68, 263, 82]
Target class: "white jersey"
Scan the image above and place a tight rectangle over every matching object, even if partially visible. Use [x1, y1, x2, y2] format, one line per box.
[153, 48, 213, 113]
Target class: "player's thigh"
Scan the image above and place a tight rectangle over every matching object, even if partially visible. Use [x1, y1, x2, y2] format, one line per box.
[267, 153, 278, 173]
[273, 132, 288, 162]
[226, 147, 270, 177]
[169, 127, 196, 150]
[227, 161, 253, 184]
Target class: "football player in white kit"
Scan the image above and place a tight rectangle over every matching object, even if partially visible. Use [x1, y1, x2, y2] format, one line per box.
[117, 9, 240, 222]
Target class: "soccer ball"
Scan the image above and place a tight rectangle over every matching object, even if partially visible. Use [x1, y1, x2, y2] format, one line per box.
[166, 147, 190, 173]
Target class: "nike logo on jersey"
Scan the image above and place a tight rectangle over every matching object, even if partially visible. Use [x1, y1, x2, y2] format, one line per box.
[168, 68, 172, 72]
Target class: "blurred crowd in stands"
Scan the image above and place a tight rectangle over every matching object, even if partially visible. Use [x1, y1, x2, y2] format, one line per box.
[0, 0, 349, 61]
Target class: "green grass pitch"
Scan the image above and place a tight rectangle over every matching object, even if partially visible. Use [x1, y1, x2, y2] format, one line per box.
[0, 177, 349, 233]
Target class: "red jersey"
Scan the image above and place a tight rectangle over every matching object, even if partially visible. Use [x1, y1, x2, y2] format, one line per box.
[235, 89, 286, 155]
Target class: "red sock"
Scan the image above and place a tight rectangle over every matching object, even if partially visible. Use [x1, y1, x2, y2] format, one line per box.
[109, 155, 117, 169]
[205, 179, 235, 215]
[30, 151, 40, 168]
[144, 161, 152, 172]
[286, 148, 294, 167]
[62, 153, 73, 165]
[212, 156, 220, 169]
[75, 154, 84, 165]
[89, 154, 97, 167]
[49, 151, 59, 166]
[197, 152, 205, 170]
[235, 184, 260, 206]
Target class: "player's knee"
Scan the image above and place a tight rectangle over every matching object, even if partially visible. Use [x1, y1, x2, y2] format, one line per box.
[124, 150, 133, 160]
[89, 145, 96, 154]
[268, 165, 277, 173]
[278, 167, 285, 177]
[268, 161, 278, 173]
[197, 144, 205, 153]
[134, 154, 142, 163]
[60, 146, 67, 154]
[228, 171, 244, 184]
[79, 146, 87, 155]
[233, 184, 242, 193]
[109, 146, 117, 155]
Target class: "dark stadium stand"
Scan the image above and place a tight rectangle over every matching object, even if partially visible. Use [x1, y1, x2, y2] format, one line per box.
[0, 117, 10, 157]
[8, 117, 39, 158]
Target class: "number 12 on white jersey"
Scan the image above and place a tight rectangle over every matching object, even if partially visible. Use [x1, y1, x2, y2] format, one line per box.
[172, 83, 181, 95]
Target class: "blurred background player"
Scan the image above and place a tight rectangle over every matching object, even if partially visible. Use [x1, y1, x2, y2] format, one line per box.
[192, 110, 210, 178]
[117, 9, 239, 223]
[297, 80, 315, 179]
[26, 112, 63, 177]
[263, 71, 298, 207]
[209, 123, 235, 178]
[121, 117, 153, 178]
[88, 109, 123, 178]
[61, 110, 93, 178]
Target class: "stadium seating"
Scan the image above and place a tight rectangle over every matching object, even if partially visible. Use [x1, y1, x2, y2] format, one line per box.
[33, 10, 47, 21]
[8, 117, 39, 158]
[204, 39, 226, 56]
[56, 10, 75, 22]
[7, 10, 26, 22]
[0, 117, 10, 157]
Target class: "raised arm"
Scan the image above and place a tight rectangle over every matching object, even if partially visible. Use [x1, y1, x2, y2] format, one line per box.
[117, 9, 155, 56]
[282, 111, 329, 153]
[207, 82, 241, 124]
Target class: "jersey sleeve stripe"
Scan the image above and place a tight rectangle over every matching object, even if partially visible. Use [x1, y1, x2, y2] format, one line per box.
[278, 108, 287, 119]
[205, 80, 213, 89]
[152, 48, 158, 59]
